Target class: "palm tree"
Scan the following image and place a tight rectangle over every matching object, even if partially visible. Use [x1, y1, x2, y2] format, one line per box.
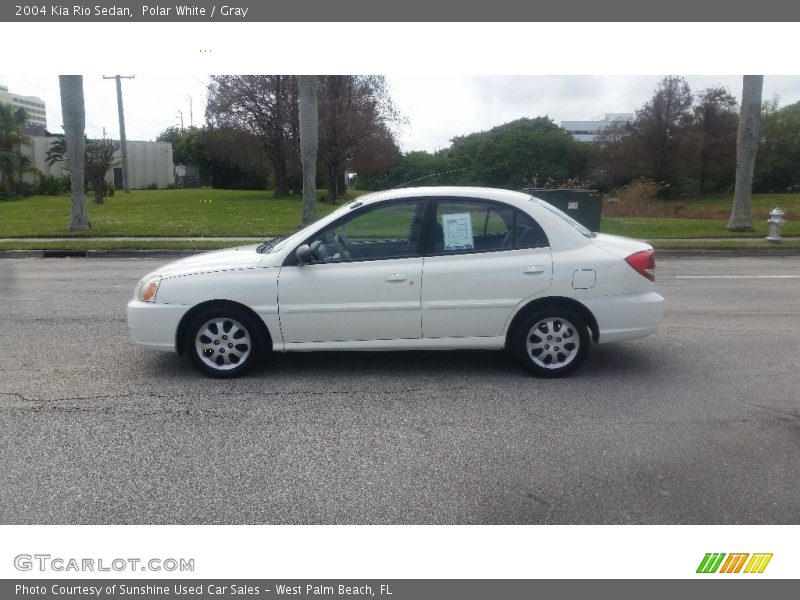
[298, 76, 318, 227]
[727, 75, 764, 232]
[59, 75, 90, 229]
[0, 103, 32, 196]
[47, 136, 119, 204]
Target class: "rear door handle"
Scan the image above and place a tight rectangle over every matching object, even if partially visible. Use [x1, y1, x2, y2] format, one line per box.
[385, 273, 407, 282]
[524, 265, 546, 274]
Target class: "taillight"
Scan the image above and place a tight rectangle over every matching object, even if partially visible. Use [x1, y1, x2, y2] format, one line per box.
[625, 249, 656, 281]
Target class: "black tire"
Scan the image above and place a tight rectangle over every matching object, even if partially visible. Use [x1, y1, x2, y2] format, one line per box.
[513, 307, 590, 378]
[185, 306, 264, 378]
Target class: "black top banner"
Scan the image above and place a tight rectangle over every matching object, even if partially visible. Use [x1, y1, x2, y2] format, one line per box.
[2, 0, 800, 22]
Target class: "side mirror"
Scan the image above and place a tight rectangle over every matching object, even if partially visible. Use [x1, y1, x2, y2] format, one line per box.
[295, 244, 313, 265]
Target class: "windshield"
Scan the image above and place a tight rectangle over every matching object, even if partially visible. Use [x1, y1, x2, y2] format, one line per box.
[529, 196, 596, 238]
[257, 199, 370, 254]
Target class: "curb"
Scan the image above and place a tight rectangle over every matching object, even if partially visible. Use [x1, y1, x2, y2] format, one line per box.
[0, 249, 201, 259]
[655, 248, 800, 258]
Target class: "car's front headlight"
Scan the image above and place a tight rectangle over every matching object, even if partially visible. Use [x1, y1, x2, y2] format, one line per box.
[136, 276, 161, 302]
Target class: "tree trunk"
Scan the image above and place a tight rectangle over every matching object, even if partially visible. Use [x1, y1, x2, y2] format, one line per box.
[59, 76, 90, 230]
[93, 178, 104, 205]
[697, 108, 710, 196]
[271, 155, 290, 197]
[325, 162, 337, 203]
[298, 76, 318, 228]
[727, 75, 763, 232]
[337, 170, 347, 197]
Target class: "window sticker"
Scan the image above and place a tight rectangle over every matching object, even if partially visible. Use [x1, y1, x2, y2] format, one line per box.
[442, 212, 474, 250]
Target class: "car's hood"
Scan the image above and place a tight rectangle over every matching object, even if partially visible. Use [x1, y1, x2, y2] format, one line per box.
[591, 232, 653, 259]
[153, 244, 265, 279]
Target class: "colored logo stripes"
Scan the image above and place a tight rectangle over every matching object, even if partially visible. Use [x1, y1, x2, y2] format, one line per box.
[696, 553, 773, 573]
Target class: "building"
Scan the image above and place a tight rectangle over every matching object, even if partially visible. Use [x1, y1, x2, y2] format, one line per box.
[24, 135, 175, 189]
[0, 83, 48, 135]
[561, 113, 634, 143]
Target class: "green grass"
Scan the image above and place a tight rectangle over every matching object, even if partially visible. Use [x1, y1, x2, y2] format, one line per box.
[2, 189, 799, 251]
[653, 193, 800, 214]
[0, 189, 360, 238]
[600, 216, 800, 239]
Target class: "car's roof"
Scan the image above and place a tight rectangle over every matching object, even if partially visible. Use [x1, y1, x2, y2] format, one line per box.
[354, 186, 533, 207]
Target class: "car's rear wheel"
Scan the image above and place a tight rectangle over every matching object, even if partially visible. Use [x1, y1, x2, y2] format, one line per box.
[514, 307, 589, 377]
[185, 306, 263, 378]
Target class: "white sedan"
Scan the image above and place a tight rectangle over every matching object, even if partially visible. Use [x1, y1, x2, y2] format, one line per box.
[127, 187, 664, 378]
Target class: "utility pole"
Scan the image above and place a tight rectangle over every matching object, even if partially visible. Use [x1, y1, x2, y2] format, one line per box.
[187, 95, 193, 127]
[176, 109, 184, 130]
[103, 74, 134, 193]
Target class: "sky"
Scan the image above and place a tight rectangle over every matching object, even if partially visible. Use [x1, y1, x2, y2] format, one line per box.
[4, 74, 800, 154]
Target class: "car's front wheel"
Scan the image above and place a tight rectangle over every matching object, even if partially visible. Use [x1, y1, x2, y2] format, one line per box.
[185, 307, 263, 378]
[514, 307, 589, 377]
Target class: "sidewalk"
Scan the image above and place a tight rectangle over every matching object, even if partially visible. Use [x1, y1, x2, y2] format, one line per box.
[0, 237, 263, 242]
[1, 237, 799, 260]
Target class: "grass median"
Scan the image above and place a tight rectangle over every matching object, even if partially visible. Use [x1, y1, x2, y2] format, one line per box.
[0, 188, 355, 238]
[1, 188, 798, 251]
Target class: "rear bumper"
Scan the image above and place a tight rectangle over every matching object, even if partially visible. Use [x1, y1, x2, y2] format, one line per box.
[126, 300, 189, 352]
[586, 291, 665, 343]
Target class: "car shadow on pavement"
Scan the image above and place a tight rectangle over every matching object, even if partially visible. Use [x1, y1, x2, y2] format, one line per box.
[135, 342, 663, 383]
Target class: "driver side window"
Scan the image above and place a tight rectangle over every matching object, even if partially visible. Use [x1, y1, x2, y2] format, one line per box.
[307, 200, 424, 263]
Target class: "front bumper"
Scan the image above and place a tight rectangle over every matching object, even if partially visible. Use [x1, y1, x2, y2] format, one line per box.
[126, 299, 190, 352]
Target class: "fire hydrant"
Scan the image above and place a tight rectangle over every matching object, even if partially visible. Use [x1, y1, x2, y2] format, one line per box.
[766, 207, 786, 243]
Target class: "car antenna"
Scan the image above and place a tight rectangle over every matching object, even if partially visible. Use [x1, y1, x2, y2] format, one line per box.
[391, 168, 466, 190]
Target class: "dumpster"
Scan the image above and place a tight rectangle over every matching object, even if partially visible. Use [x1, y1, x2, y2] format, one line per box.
[521, 188, 603, 232]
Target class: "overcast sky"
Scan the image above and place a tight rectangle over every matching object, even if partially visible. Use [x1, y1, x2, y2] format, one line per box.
[4, 74, 800, 153]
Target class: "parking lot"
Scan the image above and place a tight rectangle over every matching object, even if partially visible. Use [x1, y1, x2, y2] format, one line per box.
[0, 254, 798, 524]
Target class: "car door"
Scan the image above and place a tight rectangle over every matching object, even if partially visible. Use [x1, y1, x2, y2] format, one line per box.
[421, 197, 553, 339]
[278, 199, 426, 345]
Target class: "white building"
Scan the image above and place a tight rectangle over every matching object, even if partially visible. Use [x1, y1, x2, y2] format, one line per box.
[0, 83, 47, 134]
[561, 113, 634, 143]
[25, 135, 175, 189]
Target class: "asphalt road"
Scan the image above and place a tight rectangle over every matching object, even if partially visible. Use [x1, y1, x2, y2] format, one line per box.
[1, 254, 798, 524]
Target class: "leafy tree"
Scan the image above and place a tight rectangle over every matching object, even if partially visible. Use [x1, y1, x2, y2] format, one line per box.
[0, 103, 33, 197]
[591, 118, 639, 190]
[627, 76, 694, 189]
[728, 75, 763, 232]
[318, 75, 402, 202]
[447, 117, 590, 189]
[156, 125, 205, 166]
[298, 76, 318, 227]
[691, 87, 738, 194]
[196, 126, 269, 189]
[206, 75, 295, 196]
[356, 149, 453, 190]
[46, 136, 120, 204]
[59, 75, 90, 230]
[754, 99, 800, 192]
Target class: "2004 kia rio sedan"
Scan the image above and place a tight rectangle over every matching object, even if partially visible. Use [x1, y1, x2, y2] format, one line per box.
[127, 187, 664, 378]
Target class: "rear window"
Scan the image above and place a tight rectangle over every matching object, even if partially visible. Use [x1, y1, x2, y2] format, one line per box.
[530, 196, 596, 238]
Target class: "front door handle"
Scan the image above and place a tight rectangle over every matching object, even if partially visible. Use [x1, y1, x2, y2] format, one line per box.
[385, 273, 407, 282]
[524, 265, 546, 274]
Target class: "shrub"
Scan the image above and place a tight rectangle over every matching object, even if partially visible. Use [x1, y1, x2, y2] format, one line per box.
[612, 178, 668, 203]
[36, 174, 70, 196]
